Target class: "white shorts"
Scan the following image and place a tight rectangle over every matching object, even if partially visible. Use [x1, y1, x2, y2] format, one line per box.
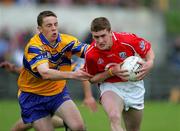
[99, 80, 145, 111]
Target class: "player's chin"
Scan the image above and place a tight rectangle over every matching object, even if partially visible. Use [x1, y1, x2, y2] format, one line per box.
[50, 37, 57, 42]
[99, 46, 108, 50]
[52, 34, 58, 39]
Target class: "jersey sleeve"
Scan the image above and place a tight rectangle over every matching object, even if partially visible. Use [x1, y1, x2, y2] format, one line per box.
[24, 44, 48, 72]
[118, 32, 151, 58]
[71, 36, 90, 58]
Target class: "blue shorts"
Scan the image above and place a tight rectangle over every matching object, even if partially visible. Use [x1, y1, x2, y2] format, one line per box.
[18, 87, 71, 124]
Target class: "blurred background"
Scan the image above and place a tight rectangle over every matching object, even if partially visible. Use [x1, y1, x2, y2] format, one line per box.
[0, 0, 180, 102]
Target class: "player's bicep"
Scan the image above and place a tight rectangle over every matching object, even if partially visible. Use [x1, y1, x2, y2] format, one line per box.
[36, 62, 49, 76]
[122, 33, 151, 58]
[129, 35, 151, 57]
[26, 45, 48, 71]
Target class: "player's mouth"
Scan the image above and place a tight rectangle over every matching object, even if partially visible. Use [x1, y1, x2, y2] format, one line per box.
[53, 32, 57, 35]
[52, 32, 57, 38]
[99, 43, 105, 48]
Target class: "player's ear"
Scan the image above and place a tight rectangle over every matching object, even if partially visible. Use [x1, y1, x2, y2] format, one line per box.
[37, 26, 42, 33]
[109, 30, 113, 36]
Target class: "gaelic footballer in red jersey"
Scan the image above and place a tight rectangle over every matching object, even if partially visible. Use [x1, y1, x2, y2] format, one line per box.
[84, 17, 154, 131]
[85, 31, 151, 83]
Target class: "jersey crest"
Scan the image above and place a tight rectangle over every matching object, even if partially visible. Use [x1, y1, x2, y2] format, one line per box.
[119, 52, 127, 59]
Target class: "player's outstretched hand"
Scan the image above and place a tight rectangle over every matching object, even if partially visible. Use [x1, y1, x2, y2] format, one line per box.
[0, 61, 21, 74]
[0, 61, 15, 71]
[83, 96, 98, 112]
[74, 69, 93, 81]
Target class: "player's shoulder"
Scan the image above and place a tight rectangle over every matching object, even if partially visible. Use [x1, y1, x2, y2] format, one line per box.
[25, 34, 45, 52]
[114, 32, 136, 37]
[86, 44, 98, 58]
[113, 32, 139, 43]
[60, 33, 78, 42]
[26, 34, 40, 47]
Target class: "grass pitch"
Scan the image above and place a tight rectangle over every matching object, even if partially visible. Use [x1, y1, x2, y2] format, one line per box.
[0, 100, 180, 131]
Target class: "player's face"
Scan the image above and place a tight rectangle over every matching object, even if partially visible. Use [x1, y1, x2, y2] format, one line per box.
[38, 16, 58, 43]
[92, 29, 113, 50]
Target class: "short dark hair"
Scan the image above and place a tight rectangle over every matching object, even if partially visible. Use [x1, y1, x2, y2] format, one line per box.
[37, 10, 57, 26]
[91, 17, 111, 32]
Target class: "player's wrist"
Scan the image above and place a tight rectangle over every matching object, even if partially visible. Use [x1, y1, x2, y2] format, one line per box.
[11, 64, 18, 73]
[108, 68, 114, 77]
[88, 78, 94, 84]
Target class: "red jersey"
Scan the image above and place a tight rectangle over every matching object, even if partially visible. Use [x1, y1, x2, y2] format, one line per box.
[85, 32, 151, 83]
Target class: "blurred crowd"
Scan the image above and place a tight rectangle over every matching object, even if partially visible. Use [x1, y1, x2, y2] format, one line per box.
[0, 27, 33, 66]
[0, 0, 178, 67]
[168, 36, 180, 70]
[0, 27, 93, 67]
[0, 0, 154, 8]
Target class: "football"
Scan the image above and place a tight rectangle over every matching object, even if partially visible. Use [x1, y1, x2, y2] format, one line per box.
[121, 56, 143, 81]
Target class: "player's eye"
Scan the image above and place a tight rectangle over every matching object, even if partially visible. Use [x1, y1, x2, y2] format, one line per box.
[94, 36, 99, 39]
[101, 34, 106, 38]
[54, 22, 58, 27]
[46, 24, 51, 27]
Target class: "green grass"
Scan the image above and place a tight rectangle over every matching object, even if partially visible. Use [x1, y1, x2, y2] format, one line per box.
[142, 101, 180, 131]
[0, 100, 180, 131]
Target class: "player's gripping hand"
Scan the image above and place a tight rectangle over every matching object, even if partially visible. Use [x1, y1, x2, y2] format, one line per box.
[135, 60, 154, 81]
[110, 63, 129, 81]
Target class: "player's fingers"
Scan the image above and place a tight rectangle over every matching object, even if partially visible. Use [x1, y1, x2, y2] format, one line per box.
[137, 61, 144, 65]
[120, 69, 128, 72]
[83, 99, 98, 112]
[81, 71, 93, 77]
[0, 62, 6, 68]
[117, 72, 129, 77]
[86, 103, 98, 112]
[136, 72, 146, 80]
[0, 64, 4, 68]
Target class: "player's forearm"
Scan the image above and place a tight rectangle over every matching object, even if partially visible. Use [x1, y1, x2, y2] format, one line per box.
[145, 48, 155, 68]
[40, 69, 74, 80]
[89, 70, 112, 83]
[7, 64, 21, 74]
[82, 81, 92, 98]
[37, 63, 76, 80]
[14, 66, 22, 74]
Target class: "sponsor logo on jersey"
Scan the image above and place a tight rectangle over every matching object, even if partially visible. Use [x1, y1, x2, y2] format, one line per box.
[97, 58, 104, 64]
[139, 41, 145, 51]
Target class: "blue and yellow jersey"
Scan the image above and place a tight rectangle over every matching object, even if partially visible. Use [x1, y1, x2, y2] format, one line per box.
[18, 33, 89, 96]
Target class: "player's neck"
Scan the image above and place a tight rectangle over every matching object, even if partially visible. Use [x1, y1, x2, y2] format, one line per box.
[50, 42, 55, 45]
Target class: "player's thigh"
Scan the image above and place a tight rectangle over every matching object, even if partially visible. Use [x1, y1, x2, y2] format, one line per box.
[51, 115, 64, 128]
[123, 108, 143, 131]
[101, 91, 124, 116]
[55, 100, 84, 125]
[33, 115, 54, 131]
